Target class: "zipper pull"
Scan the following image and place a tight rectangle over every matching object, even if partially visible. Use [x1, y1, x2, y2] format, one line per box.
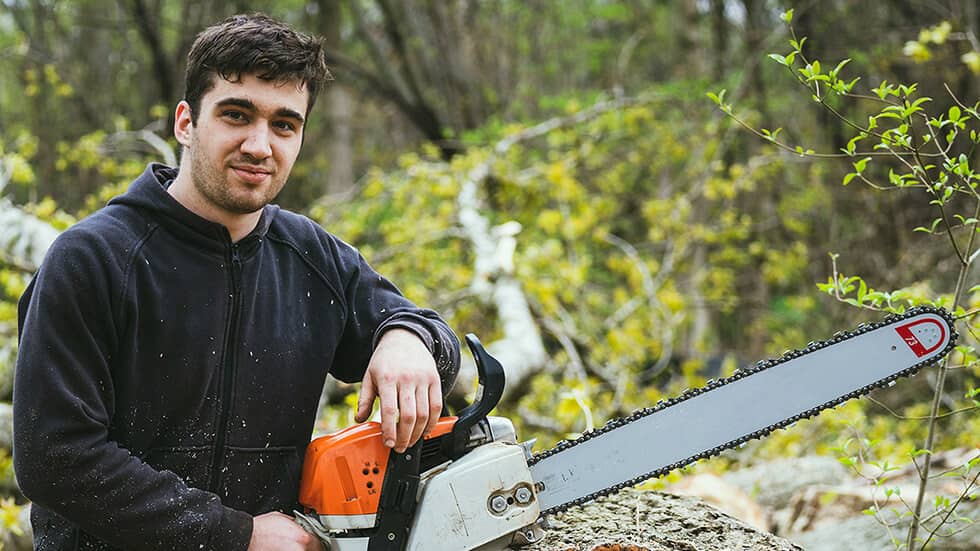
[231, 244, 242, 267]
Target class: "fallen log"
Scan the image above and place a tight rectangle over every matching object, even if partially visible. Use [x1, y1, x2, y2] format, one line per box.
[522, 488, 802, 551]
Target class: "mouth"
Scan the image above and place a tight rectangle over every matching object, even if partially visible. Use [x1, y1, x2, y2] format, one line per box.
[230, 165, 273, 185]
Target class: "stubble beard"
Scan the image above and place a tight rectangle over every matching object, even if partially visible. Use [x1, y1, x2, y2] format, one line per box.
[188, 132, 284, 216]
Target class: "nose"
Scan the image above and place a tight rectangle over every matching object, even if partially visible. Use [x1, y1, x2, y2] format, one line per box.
[240, 125, 272, 159]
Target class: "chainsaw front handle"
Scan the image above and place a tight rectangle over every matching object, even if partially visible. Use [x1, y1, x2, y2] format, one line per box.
[443, 334, 505, 459]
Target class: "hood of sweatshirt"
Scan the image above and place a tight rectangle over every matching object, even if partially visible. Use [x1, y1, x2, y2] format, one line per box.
[108, 163, 280, 255]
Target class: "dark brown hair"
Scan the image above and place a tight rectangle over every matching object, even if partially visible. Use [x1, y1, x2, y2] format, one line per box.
[183, 13, 330, 123]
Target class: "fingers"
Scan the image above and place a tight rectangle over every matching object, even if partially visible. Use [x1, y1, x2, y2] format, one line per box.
[364, 329, 443, 453]
[379, 377, 399, 450]
[425, 380, 442, 436]
[354, 372, 376, 423]
[409, 385, 429, 446]
[391, 380, 443, 452]
[394, 383, 417, 453]
[401, 380, 444, 451]
[249, 512, 322, 551]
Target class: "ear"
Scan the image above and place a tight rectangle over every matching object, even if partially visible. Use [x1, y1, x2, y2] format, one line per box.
[174, 101, 194, 147]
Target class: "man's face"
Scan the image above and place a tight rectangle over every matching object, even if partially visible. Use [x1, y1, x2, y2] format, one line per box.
[175, 73, 308, 215]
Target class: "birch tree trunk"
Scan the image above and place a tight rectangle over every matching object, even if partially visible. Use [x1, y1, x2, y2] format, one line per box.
[0, 162, 60, 271]
[452, 95, 653, 403]
[0, 159, 62, 400]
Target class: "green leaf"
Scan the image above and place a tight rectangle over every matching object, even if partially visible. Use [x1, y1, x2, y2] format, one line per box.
[913, 218, 943, 233]
[949, 105, 962, 122]
[761, 128, 782, 142]
[873, 80, 890, 100]
[844, 134, 865, 156]
[830, 58, 851, 78]
[854, 157, 871, 173]
[781, 9, 794, 24]
[843, 172, 858, 186]
[910, 97, 932, 109]
[769, 53, 788, 66]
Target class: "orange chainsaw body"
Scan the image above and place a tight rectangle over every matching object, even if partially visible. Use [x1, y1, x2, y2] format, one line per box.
[299, 417, 457, 517]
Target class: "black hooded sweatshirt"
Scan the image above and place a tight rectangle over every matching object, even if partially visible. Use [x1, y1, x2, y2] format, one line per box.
[13, 163, 460, 550]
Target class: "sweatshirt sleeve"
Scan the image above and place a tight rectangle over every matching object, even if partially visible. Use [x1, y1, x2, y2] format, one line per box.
[12, 230, 253, 551]
[329, 240, 460, 392]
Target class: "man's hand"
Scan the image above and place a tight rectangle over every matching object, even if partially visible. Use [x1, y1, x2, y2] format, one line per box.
[248, 512, 321, 550]
[355, 329, 442, 453]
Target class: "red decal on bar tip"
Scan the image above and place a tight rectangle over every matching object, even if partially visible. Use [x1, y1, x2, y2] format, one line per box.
[895, 318, 946, 358]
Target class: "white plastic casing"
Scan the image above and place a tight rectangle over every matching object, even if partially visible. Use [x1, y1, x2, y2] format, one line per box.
[407, 442, 540, 551]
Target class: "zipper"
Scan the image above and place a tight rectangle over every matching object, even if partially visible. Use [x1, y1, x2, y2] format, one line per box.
[208, 243, 244, 491]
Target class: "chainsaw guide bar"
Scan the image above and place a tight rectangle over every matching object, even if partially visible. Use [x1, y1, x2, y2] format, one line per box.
[528, 306, 957, 516]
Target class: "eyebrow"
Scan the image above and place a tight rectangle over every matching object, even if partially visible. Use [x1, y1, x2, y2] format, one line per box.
[214, 97, 305, 125]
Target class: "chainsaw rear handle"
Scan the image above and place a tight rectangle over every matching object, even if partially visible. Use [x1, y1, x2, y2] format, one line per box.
[443, 334, 505, 459]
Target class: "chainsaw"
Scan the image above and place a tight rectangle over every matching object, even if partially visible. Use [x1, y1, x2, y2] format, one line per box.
[294, 306, 956, 550]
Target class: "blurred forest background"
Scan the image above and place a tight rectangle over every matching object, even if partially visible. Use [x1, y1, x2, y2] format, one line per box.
[0, 0, 978, 549]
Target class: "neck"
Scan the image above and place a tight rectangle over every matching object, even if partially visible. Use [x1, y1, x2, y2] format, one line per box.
[168, 170, 261, 243]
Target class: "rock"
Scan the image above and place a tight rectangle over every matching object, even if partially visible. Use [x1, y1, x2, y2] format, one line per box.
[726, 449, 980, 551]
[790, 513, 899, 551]
[784, 481, 980, 551]
[789, 504, 980, 551]
[722, 455, 848, 510]
[668, 473, 769, 531]
[520, 488, 802, 551]
[784, 484, 875, 534]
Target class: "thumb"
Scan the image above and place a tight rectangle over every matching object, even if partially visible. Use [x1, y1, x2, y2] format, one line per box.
[355, 373, 377, 423]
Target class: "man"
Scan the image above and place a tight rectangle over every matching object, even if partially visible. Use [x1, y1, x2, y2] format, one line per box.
[13, 14, 459, 551]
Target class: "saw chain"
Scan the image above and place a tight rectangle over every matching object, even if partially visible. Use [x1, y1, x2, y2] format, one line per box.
[528, 305, 958, 515]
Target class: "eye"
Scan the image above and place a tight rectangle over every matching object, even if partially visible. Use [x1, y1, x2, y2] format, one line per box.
[273, 120, 297, 133]
[222, 110, 248, 122]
